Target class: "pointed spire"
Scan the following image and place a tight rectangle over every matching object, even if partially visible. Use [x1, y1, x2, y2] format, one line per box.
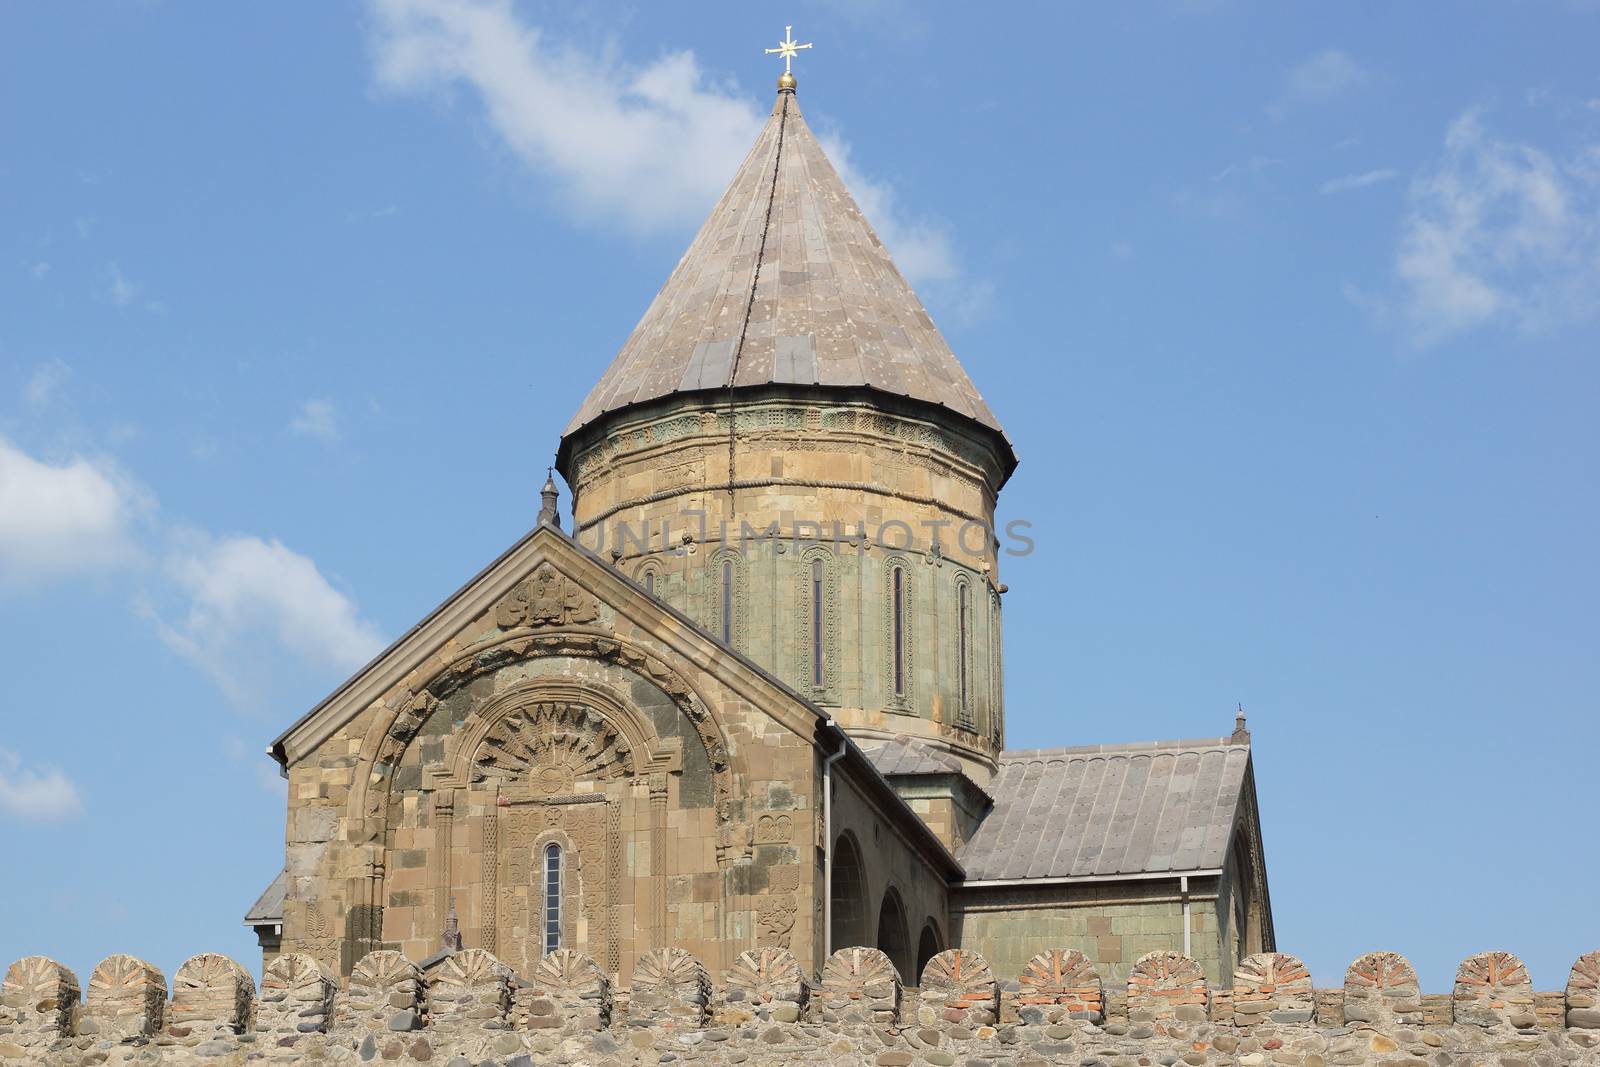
[440, 897, 463, 953]
[561, 73, 1011, 467]
[1231, 704, 1250, 744]
[538, 468, 561, 530]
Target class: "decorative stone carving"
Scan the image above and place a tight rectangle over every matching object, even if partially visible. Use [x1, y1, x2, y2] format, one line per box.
[1127, 952, 1208, 1028]
[358, 634, 738, 841]
[428, 949, 512, 1030]
[342, 951, 424, 1032]
[1453, 951, 1534, 1030]
[168, 954, 253, 1036]
[755, 894, 798, 949]
[817, 947, 901, 1025]
[522, 949, 611, 1031]
[1017, 948, 1103, 1025]
[1, 956, 79, 1048]
[754, 813, 793, 844]
[258, 953, 336, 1039]
[918, 949, 998, 1027]
[1232, 952, 1313, 1029]
[1568, 951, 1600, 1030]
[629, 948, 711, 1029]
[495, 564, 600, 629]
[1343, 951, 1422, 1030]
[84, 954, 165, 1041]
[472, 702, 632, 793]
[725, 948, 806, 1022]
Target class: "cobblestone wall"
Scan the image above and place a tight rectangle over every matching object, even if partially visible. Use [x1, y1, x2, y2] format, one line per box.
[3, 947, 1598, 1066]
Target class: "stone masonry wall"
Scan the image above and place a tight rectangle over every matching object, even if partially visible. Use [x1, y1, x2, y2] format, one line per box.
[4, 945, 1598, 1067]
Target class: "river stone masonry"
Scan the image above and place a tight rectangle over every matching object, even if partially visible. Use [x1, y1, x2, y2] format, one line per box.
[4, 944, 1600, 1066]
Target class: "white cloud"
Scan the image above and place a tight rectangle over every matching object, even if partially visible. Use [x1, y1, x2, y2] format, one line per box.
[0, 438, 146, 587]
[155, 533, 385, 712]
[24, 360, 71, 408]
[109, 264, 137, 307]
[0, 748, 84, 822]
[1321, 168, 1399, 194]
[368, 0, 762, 233]
[31, 261, 50, 280]
[1271, 49, 1368, 118]
[289, 398, 341, 443]
[1394, 109, 1600, 345]
[364, 0, 965, 285]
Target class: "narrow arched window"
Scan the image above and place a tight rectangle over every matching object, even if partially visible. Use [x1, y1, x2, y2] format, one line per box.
[721, 559, 733, 644]
[891, 565, 906, 699]
[957, 581, 970, 721]
[644, 571, 656, 597]
[543, 843, 562, 954]
[810, 558, 825, 686]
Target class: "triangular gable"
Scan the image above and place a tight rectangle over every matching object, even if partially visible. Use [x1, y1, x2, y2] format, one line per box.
[271, 524, 826, 767]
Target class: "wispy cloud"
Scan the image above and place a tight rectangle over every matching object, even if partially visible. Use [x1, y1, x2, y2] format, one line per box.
[0, 748, 85, 822]
[1321, 168, 1399, 195]
[24, 360, 72, 408]
[289, 398, 341, 444]
[363, 0, 966, 288]
[109, 264, 137, 307]
[1271, 49, 1369, 118]
[30, 261, 50, 280]
[0, 437, 147, 588]
[153, 533, 385, 713]
[1392, 108, 1600, 345]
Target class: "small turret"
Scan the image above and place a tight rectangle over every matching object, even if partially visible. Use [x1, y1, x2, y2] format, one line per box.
[538, 469, 562, 530]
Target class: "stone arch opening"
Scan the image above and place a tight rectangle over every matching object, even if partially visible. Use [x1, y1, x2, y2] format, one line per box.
[876, 887, 911, 982]
[915, 922, 942, 982]
[830, 832, 871, 952]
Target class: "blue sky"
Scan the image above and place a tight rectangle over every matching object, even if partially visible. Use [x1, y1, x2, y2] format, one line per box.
[2, 1, 1597, 991]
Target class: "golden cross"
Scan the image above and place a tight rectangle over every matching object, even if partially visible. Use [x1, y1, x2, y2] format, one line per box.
[764, 25, 813, 76]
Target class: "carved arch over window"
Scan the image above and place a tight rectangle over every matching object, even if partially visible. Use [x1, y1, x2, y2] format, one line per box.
[634, 561, 661, 599]
[797, 546, 838, 701]
[707, 547, 745, 650]
[988, 587, 1003, 745]
[352, 632, 742, 838]
[883, 556, 914, 710]
[953, 574, 975, 732]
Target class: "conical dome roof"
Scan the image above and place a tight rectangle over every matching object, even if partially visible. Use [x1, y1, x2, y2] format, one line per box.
[562, 88, 1009, 456]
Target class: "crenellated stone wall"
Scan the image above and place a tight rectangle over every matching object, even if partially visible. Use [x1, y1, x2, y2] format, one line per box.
[4, 946, 1599, 1066]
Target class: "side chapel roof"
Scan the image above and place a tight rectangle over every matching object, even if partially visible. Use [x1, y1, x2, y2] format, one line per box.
[958, 737, 1253, 882]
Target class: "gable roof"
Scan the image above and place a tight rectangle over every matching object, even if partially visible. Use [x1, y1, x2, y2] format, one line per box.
[243, 867, 286, 927]
[957, 737, 1252, 883]
[560, 88, 1011, 463]
[270, 522, 830, 768]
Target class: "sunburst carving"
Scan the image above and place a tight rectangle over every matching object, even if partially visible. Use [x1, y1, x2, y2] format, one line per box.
[472, 702, 632, 794]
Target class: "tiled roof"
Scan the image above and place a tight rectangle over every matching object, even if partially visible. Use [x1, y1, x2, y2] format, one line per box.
[563, 89, 1007, 446]
[243, 867, 286, 926]
[957, 738, 1250, 882]
[861, 735, 963, 776]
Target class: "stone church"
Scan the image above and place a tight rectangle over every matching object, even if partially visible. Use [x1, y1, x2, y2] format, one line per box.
[246, 70, 1273, 993]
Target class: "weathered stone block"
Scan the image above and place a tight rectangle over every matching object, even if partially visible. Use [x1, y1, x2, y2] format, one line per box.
[919, 949, 997, 1027]
[168, 954, 253, 1036]
[1453, 951, 1533, 1030]
[724, 947, 806, 1023]
[629, 948, 710, 1029]
[1, 956, 78, 1048]
[258, 953, 336, 1038]
[84, 954, 165, 1041]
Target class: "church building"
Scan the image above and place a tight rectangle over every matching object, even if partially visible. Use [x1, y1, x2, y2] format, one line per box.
[246, 61, 1274, 991]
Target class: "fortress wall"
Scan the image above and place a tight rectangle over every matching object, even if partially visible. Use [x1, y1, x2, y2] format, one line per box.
[4, 946, 1599, 1065]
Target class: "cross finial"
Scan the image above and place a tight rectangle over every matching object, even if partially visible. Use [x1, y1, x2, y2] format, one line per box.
[765, 25, 813, 90]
